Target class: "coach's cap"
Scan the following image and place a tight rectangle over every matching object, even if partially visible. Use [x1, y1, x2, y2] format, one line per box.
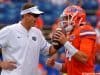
[20, 6, 44, 15]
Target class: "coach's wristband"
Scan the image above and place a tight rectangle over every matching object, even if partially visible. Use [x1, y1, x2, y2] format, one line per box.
[54, 62, 62, 71]
[64, 41, 78, 56]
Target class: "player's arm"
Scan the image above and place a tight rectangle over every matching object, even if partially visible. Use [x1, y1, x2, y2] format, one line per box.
[53, 29, 96, 64]
[67, 29, 96, 64]
[64, 36, 96, 64]
[64, 41, 88, 64]
[71, 50, 88, 64]
[47, 38, 94, 72]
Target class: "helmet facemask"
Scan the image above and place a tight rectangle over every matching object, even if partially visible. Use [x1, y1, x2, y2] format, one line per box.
[58, 14, 75, 33]
[58, 5, 87, 33]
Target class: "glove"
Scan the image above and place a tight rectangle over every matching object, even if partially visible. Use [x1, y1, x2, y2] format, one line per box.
[52, 39, 63, 50]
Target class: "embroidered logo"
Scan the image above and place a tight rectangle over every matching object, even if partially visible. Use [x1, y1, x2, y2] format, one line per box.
[32, 36, 36, 41]
[69, 34, 75, 41]
[17, 36, 21, 38]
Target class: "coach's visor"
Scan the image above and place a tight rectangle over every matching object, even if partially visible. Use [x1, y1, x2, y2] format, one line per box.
[20, 6, 43, 15]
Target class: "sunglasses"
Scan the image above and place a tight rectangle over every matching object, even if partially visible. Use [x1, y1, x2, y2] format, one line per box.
[28, 13, 40, 18]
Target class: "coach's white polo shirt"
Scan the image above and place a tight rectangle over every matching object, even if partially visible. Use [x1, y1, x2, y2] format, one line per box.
[0, 22, 50, 75]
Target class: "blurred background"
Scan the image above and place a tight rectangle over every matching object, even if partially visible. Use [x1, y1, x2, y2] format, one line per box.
[0, 0, 99, 27]
[0, 0, 100, 75]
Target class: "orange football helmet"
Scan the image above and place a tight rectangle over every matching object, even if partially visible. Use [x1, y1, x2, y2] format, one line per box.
[59, 5, 86, 27]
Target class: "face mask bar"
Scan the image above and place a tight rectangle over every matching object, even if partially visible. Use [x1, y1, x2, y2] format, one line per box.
[59, 14, 74, 29]
[58, 15, 74, 33]
[58, 11, 80, 32]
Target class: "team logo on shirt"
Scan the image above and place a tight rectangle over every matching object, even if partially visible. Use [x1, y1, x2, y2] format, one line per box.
[17, 36, 21, 38]
[69, 34, 75, 41]
[32, 36, 36, 41]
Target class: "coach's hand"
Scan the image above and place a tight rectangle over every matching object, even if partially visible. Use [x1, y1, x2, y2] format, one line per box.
[46, 58, 63, 71]
[46, 58, 55, 67]
[0, 61, 17, 71]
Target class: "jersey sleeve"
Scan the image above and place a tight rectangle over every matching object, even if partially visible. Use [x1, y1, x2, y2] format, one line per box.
[80, 37, 96, 57]
[79, 25, 96, 57]
[0, 27, 10, 48]
[38, 30, 51, 56]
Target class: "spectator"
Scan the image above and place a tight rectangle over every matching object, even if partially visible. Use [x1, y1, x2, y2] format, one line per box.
[35, 17, 44, 30]
[96, 8, 100, 21]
